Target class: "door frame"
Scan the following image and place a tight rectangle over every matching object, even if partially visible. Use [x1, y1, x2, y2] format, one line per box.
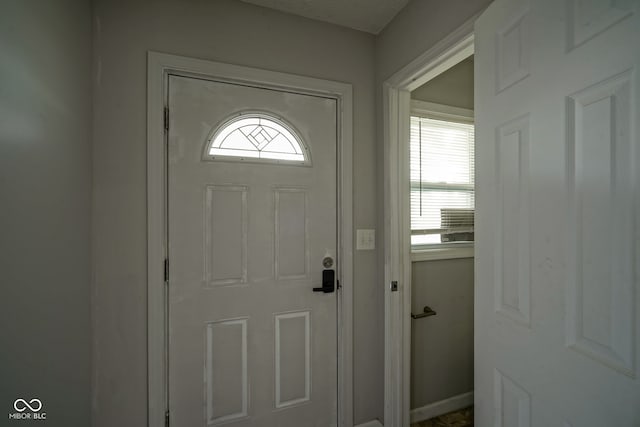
[147, 52, 354, 427]
[382, 17, 477, 427]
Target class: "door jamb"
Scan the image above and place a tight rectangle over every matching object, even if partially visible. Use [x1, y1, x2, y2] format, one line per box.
[147, 52, 354, 427]
[383, 18, 477, 427]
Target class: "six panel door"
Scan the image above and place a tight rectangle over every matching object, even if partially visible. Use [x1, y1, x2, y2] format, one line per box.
[168, 75, 339, 427]
[475, 0, 639, 425]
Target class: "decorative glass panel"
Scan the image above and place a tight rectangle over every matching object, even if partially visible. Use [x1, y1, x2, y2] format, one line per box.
[206, 113, 308, 164]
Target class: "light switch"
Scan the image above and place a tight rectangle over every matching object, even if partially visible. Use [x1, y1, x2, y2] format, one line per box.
[356, 229, 375, 250]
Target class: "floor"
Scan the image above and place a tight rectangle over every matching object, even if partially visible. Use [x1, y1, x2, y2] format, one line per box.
[411, 406, 473, 427]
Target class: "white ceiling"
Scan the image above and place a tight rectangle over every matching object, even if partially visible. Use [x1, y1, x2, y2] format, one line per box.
[238, 0, 410, 34]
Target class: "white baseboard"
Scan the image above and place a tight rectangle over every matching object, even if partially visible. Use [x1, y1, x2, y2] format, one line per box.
[353, 392, 473, 427]
[410, 391, 474, 424]
[355, 420, 384, 427]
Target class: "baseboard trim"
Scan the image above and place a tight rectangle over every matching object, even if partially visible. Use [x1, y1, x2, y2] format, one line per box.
[410, 391, 474, 424]
[355, 420, 384, 427]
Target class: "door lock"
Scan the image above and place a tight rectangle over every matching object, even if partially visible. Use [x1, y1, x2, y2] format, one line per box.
[322, 256, 334, 269]
[313, 269, 335, 293]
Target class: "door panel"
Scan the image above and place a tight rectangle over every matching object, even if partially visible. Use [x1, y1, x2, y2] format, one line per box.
[475, 0, 639, 425]
[168, 75, 338, 427]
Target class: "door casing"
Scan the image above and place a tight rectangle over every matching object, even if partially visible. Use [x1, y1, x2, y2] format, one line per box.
[382, 15, 478, 427]
[147, 52, 354, 427]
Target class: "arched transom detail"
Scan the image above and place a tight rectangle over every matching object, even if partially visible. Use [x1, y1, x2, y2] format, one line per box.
[206, 113, 309, 164]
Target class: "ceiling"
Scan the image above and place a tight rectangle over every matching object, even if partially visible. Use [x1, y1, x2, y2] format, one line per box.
[238, 0, 411, 34]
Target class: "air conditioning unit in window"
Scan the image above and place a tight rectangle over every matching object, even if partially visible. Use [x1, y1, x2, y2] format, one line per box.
[441, 208, 474, 243]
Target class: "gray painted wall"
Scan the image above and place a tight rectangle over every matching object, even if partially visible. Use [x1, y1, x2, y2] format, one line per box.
[375, 0, 492, 83]
[376, 0, 492, 83]
[411, 56, 474, 109]
[411, 258, 474, 408]
[0, 1, 92, 426]
[91, 0, 381, 425]
[0, 1, 495, 425]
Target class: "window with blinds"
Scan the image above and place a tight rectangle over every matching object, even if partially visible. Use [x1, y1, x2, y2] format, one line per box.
[410, 115, 475, 247]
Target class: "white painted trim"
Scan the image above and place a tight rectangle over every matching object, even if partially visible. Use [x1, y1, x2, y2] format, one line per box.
[147, 51, 168, 427]
[383, 84, 412, 427]
[411, 246, 474, 262]
[410, 100, 474, 123]
[147, 52, 354, 427]
[410, 392, 474, 424]
[355, 420, 384, 427]
[383, 12, 479, 427]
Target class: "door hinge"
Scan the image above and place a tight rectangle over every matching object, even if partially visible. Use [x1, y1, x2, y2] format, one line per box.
[164, 258, 169, 282]
[165, 410, 170, 427]
[164, 107, 169, 132]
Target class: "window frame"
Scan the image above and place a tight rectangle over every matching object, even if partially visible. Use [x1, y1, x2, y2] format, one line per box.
[409, 100, 475, 260]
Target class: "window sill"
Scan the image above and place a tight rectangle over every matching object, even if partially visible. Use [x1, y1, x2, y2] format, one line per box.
[411, 246, 474, 262]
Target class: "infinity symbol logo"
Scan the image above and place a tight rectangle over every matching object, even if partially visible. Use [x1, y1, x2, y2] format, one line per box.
[13, 399, 42, 412]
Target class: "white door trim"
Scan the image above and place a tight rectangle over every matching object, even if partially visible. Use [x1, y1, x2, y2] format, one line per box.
[147, 52, 354, 427]
[382, 15, 477, 427]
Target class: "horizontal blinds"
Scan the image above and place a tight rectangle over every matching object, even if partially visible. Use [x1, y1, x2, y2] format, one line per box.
[410, 116, 475, 245]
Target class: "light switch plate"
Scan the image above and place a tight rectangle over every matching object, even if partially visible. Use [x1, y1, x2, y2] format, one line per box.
[356, 229, 375, 250]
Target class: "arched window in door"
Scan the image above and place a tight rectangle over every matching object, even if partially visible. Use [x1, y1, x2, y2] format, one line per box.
[205, 113, 309, 165]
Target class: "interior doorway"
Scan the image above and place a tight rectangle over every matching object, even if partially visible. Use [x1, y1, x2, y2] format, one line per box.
[407, 56, 475, 426]
[382, 17, 476, 427]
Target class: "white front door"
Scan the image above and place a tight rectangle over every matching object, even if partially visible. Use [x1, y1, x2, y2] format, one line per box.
[475, 0, 639, 425]
[168, 74, 339, 426]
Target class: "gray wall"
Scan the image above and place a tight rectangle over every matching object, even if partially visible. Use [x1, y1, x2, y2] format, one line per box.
[91, 0, 381, 425]
[411, 56, 474, 109]
[375, 0, 492, 83]
[0, 1, 93, 426]
[411, 259, 474, 408]
[0, 1, 494, 424]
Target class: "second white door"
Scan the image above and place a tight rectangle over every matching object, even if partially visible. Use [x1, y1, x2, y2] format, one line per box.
[475, 0, 639, 425]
